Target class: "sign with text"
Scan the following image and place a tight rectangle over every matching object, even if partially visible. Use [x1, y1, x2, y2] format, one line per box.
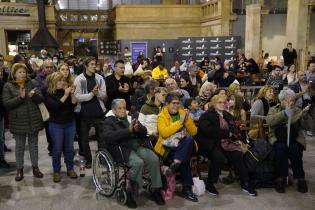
[178, 36, 241, 63]
[0, 5, 31, 16]
[131, 42, 147, 64]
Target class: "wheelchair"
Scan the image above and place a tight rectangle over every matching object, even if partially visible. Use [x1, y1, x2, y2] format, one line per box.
[92, 147, 152, 205]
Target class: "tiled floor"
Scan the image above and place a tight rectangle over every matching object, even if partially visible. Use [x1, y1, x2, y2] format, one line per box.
[0, 130, 315, 210]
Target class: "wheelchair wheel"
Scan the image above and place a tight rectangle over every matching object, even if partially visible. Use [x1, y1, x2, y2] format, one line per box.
[92, 150, 117, 197]
[115, 188, 127, 205]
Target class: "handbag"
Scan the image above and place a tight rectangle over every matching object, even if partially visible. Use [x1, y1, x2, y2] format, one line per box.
[38, 103, 50, 122]
[192, 177, 205, 196]
[162, 129, 187, 148]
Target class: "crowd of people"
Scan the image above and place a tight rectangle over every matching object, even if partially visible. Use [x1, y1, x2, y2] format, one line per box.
[0, 44, 315, 208]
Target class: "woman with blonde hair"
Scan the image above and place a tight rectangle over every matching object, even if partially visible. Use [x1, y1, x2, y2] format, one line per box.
[2, 63, 44, 181]
[45, 72, 77, 182]
[249, 86, 275, 139]
[227, 83, 251, 111]
[58, 63, 74, 86]
[197, 94, 257, 196]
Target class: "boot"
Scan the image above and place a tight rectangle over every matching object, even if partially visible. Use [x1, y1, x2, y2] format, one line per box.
[126, 192, 137, 209]
[151, 188, 165, 206]
[275, 177, 285, 193]
[127, 180, 139, 197]
[33, 166, 44, 178]
[297, 179, 308, 193]
[15, 168, 24, 182]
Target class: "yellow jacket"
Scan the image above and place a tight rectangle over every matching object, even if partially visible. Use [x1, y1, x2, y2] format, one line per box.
[152, 66, 169, 80]
[154, 106, 198, 157]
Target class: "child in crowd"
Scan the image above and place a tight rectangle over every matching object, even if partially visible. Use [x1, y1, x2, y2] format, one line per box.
[185, 98, 205, 123]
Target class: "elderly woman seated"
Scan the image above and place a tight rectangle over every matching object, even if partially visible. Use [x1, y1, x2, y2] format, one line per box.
[266, 88, 309, 194]
[197, 95, 257, 196]
[103, 99, 164, 208]
[154, 93, 198, 202]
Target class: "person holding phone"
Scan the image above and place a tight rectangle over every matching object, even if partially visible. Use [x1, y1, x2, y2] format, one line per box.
[266, 88, 309, 194]
[105, 60, 132, 110]
[74, 57, 107, 168]
[155, 93, 198, 202]
[290, 71, 315, 136]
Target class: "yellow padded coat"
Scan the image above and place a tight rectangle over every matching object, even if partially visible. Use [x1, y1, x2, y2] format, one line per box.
[154, 106, 198, 157]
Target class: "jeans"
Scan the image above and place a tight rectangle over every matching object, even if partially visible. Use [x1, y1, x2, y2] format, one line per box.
[274, 141, 305, 179]
[167, 136, 194, 186]
[0, 116, 4, 160]
[49, 121, 76, 172]
[80, 117, 105, 163]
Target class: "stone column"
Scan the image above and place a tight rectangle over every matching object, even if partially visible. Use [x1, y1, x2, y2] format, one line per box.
[245, 4, 261, 60]
[286, 0, 309, 70]
[0, 28, 6, 55]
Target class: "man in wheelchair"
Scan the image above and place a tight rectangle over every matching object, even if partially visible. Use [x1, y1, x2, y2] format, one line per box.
[103, 99, 165, 208]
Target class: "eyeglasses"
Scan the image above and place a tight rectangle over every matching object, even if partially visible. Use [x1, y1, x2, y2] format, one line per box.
[171, 101, 180, 105]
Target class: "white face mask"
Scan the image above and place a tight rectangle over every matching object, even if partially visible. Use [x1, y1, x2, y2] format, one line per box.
[70, 66, 74, 74]
[30, 57, 36, 63]
[53, 59, 58, 64]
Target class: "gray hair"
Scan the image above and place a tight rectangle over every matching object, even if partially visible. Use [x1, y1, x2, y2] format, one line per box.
[111, 99, 126, 109]
[278, 87, 296, 102]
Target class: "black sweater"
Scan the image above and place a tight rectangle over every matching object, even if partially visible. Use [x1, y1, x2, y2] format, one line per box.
[45, 89, 76, 124]
[105, 74, 131, 110]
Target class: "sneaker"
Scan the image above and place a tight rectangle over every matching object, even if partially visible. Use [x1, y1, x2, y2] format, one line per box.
[67, 170, 78, 179]
[275, 178, 285, 193]
[85, 161, 92, 169]
[53, 173, 61, 183]
[151, 189, 165, 206]
[297, 179, 308, 193]
[306, 131, 314, 137]
[182, 186, 198, 202]
[241, 182, 257, 196]
[0, 159, 10, 168]
[165, 162, 180, 176]
[126, 192, 137, 209]
[206, 183, 219, 196]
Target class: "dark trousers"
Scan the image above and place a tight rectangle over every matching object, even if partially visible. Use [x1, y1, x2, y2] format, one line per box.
[205, 146, 249, 185]
[80, 117, 105, 163]
[274, 141, 305, 179]
[167, 136, 194, 186]
[44, 121, 53, 152]
[75, 113, 83, 153]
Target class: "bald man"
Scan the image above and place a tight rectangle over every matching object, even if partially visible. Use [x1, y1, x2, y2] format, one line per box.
[33, 59, 56, 156]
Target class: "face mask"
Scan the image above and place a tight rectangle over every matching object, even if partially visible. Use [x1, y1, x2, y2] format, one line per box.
[53, 59, 58, 64]
[30, 57, 36, 63]
[70, 66, 74, 74]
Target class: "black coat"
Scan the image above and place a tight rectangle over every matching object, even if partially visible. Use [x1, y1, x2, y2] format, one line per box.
[105, 74, 131, 110]
[2, 79, 44, 134]
[103, 116, 147, 163]
[197, 108, 239, 151]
